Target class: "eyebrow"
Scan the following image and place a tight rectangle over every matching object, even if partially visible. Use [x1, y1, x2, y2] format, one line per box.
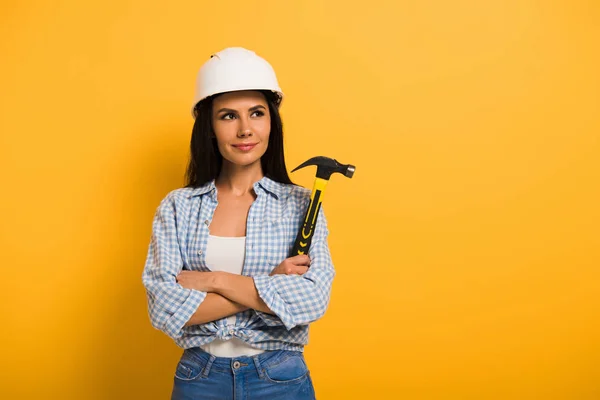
[216, 105, 267, 114]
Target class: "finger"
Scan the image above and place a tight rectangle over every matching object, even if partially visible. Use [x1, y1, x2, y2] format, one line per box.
[285, 265, 309, 275]
[298, 265, 309, 274]
[293, 266, 309, 275]
[289, 254, 311, 265]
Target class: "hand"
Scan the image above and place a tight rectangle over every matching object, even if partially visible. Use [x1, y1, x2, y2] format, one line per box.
[176, 270, 218, 292]
[269, 254, 311, 276]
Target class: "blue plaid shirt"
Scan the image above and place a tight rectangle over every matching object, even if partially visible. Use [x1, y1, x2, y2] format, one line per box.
[142, 175, 335, 351]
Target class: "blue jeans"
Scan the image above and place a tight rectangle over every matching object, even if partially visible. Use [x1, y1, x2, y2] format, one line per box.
[171, 347, 317, 400]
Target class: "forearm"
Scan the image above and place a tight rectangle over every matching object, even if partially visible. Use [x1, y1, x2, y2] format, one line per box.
[184, 292, 249, 327]
[213, 272, 275, 315]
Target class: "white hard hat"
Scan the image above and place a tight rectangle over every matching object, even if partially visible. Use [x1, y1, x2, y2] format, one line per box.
[191, 47, 284, 119]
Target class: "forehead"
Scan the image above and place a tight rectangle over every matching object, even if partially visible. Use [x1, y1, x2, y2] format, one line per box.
[213, 90, 267, 109]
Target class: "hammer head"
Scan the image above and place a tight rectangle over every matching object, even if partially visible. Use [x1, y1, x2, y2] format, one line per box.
[291, 156, 355, 180]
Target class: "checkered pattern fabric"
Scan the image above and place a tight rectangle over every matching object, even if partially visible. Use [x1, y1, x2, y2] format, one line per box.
[142, 175, 335, 351]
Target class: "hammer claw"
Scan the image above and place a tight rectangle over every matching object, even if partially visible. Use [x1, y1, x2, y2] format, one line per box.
[291, 156, 355, 180]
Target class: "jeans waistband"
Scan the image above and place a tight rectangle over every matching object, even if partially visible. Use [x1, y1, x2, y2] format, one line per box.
[183, 346, 303, 374]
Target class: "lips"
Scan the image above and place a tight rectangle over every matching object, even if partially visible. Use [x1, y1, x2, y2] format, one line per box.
[232, 143, 258, 151]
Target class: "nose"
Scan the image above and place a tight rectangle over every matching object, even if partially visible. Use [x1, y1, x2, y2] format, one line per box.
[237, 129, 253, 138]
[238, 118, 253, 138]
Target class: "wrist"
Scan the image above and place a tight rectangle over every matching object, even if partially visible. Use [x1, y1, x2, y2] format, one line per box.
[210, 271, 225, 293]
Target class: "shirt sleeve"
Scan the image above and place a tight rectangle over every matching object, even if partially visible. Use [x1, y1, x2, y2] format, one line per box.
[141, 192, 207, 340]
[253, 206, 336, 330]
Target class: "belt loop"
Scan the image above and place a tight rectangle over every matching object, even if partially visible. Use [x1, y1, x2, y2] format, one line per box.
[252, 354, 265, 379]
[202, 354, 216, 378]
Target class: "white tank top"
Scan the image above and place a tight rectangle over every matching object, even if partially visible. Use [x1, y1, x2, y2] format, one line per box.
[199, 234, 265, 357]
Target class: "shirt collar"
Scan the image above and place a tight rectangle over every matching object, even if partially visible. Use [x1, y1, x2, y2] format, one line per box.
[186, 180, 215, 198]
[254, 175, 292, 200]
[186, 175, 291, 200]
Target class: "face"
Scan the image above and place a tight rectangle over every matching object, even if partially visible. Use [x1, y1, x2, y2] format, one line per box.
[211, 90, 271, 168]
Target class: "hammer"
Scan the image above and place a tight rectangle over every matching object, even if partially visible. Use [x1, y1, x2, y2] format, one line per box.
[289, 156, 355, 256]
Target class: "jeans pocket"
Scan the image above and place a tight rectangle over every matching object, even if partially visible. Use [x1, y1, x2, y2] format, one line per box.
[263, 352, 309, 384]
[174, 351, 207, 381]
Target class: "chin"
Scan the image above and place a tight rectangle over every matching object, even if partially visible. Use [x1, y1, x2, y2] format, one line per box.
[225, 155, 263, 167]
[225, 149, 267, 167]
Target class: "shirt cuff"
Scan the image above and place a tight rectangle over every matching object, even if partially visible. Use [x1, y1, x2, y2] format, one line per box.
[163, 289, 206, 339]
[253, 275, 296, 330]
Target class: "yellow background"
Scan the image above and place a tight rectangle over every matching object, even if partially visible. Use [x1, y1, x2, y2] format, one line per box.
[1, 1, 599, 399]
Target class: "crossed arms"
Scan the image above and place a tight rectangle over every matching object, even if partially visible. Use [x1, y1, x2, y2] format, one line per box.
[177, 254, 312, 326]
[142, 193, 335, 339]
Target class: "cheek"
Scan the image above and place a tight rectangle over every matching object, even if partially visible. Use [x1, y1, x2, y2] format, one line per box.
[256, 119, 271, 139]
[212, 121, 224, 135]
[259, 130, 270, 153]
[213, 123, 235, 144]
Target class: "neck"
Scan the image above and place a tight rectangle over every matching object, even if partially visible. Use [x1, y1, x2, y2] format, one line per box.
[216, 161, 264, 197]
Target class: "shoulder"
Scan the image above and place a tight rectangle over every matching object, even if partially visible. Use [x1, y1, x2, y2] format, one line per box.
[257, 176, 310, 208]
[167, 186, 199, 201]
[279, 183, 329, 220]
[281, 183, 311, 208]
[155, 187, 198, 211]
[288, 183, 311, 199]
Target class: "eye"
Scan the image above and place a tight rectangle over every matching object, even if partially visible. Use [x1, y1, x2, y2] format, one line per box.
[221, 113, 236, 120]
[251, 110, 265, 117]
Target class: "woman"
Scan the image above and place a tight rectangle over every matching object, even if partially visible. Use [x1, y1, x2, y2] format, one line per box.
[142, 47, 335, 400]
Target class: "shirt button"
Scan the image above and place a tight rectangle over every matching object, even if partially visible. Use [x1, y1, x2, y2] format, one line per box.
[233, 361, 241, 369]
[204, 220, 210, 226]
[197, 250, 203, 256]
